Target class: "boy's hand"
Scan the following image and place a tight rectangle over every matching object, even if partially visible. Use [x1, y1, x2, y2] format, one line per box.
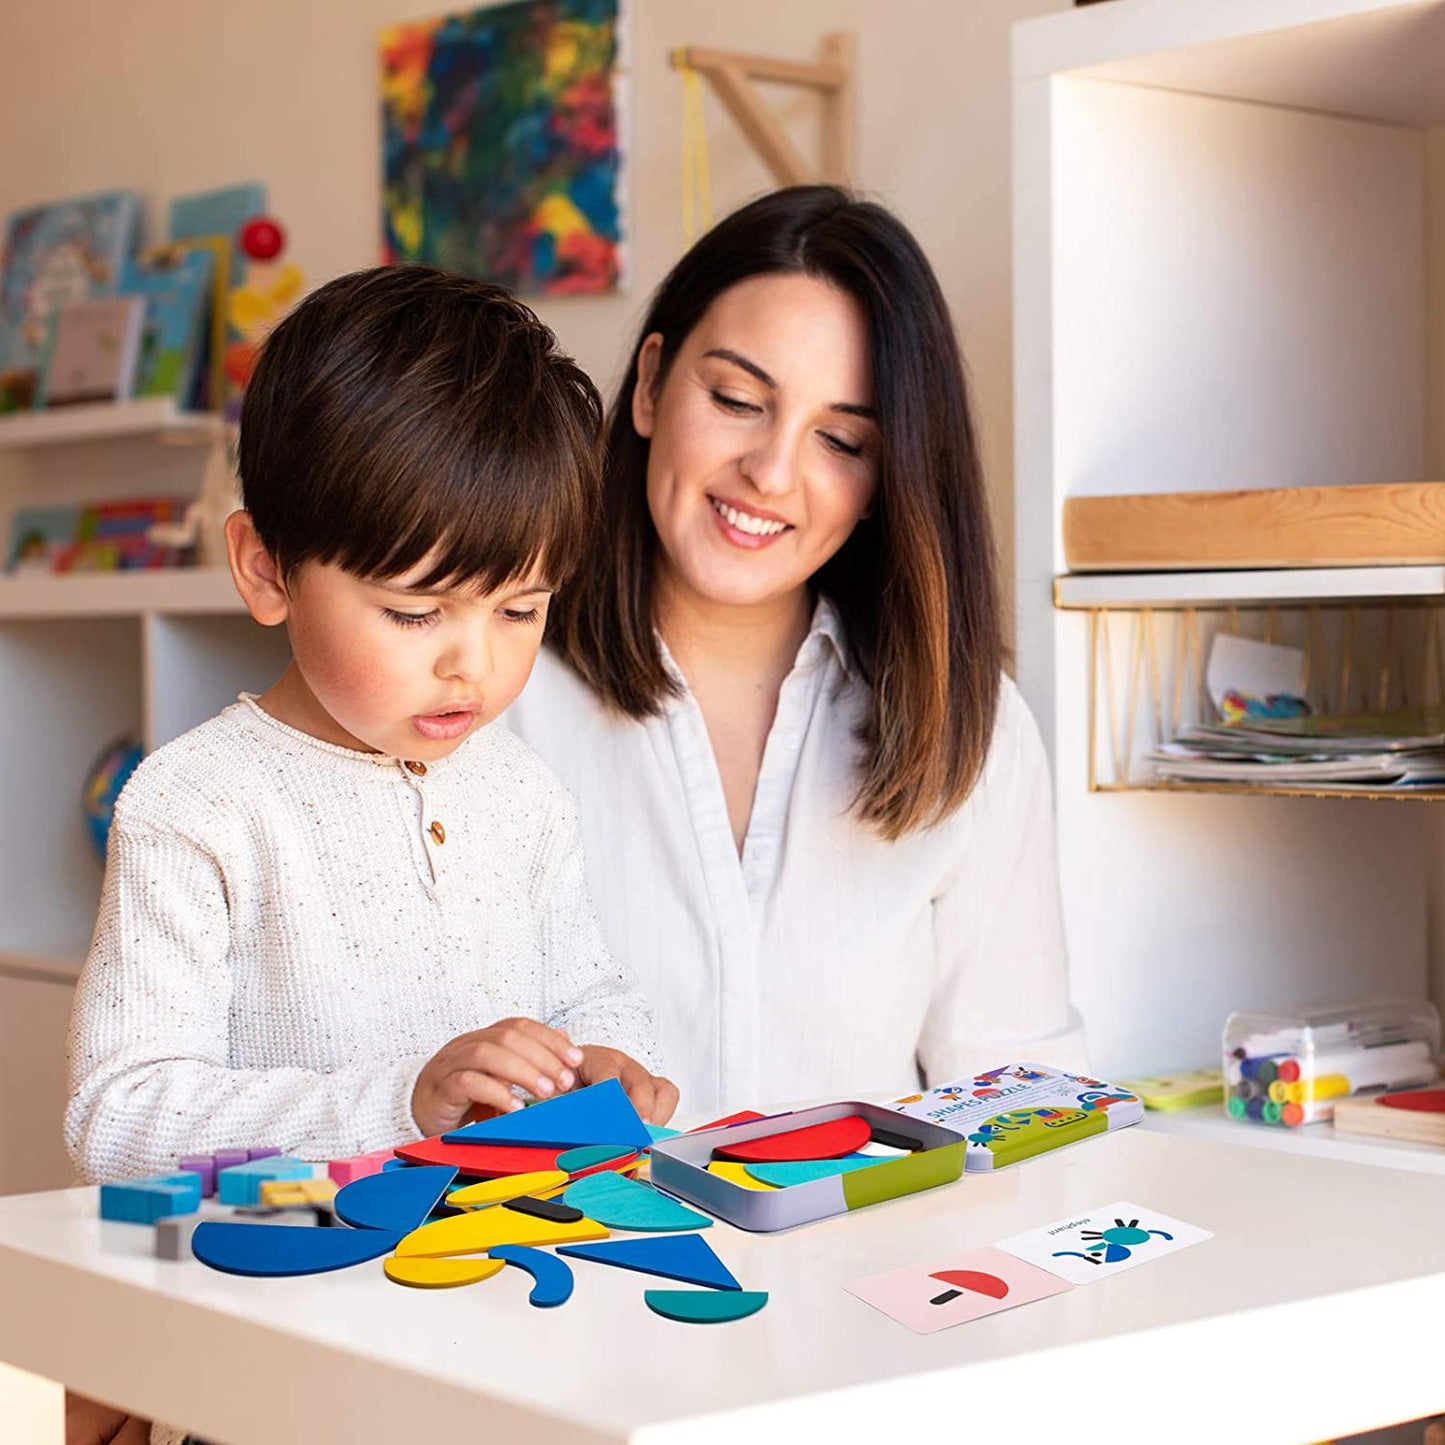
[411, 1018, 583, 1138]
[576, 1045, 680, 1125]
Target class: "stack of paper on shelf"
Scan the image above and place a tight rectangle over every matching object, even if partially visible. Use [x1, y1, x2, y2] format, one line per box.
[1150, 709, 1445, 789]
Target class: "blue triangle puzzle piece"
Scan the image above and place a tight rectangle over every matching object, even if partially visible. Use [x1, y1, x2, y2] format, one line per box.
[192, 1221, 403, 1277]
[334, 1164, 456, 1233]
[556, 1233, 741, 1291]
[442, 1079, 652, 1151]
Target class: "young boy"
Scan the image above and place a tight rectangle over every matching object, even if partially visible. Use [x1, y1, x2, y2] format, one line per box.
[65, 266, 678, 1185]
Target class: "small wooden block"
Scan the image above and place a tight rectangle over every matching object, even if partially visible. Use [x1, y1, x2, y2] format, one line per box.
[712, 1115, 871, 1164]
[328, 1150, 393, 1186]
[448, 1170, 568, 1209]
[562, 1171, 713, 1232]
[490, 1244, 574, 1307]
[216, 1158, 313, 1206]
[154, 1215, 200, 1261]
[706, 1161, 779, 1192]
[503, 1195, 584, 1224]
[259, 1178, 339, 1208]
[383, 1255, 506, 1289]
[394, 1207, 609, 1259]
[644, 1289, 768, 1324]
[100, 1173, 203, 1224]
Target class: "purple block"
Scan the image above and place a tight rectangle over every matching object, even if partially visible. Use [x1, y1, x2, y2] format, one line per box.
[213, 1148, 249, 1171]
[247, 1147, 281, 1162]
[178, 1154, 217, 1198]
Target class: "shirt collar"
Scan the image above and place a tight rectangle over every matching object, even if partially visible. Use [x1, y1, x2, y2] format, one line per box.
[655, 593, 853, 689]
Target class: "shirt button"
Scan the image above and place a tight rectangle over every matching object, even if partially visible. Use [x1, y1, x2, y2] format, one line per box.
[429, 820, 446, 845]
[405, 760, 427, 776]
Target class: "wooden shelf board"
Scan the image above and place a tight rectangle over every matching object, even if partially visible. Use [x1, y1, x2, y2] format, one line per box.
[0, 568, 244, 620]
[0, 398, 219, 450]
[1054, 564, 1445, 609]
[1143, 1103, 1445, 1176]
[1092, 780, 1445, 803]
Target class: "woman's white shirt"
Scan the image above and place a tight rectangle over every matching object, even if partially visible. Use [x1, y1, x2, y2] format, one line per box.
[504, 599, 1086, 1114]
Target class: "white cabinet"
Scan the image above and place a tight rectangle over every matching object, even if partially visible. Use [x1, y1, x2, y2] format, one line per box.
[1011, 0, 1445, 1080]
[0, 404, 290, 1193]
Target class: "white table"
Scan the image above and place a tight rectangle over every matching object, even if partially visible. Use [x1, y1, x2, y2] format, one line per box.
[2, 1127, 1443, 1444]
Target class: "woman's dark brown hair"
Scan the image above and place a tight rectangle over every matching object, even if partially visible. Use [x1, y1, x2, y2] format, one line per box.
[549, 186, 1002, 840]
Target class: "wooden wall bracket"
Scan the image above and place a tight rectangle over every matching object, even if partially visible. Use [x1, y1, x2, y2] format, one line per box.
[670, 32, 856, 187]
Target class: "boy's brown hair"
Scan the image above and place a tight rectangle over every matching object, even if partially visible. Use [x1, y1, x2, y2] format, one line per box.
[239, 265, 602, 591]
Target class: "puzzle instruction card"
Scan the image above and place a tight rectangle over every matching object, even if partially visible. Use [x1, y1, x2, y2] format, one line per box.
[885, 1063, 1143, 1171]
[996, 1200, 1212, 1285]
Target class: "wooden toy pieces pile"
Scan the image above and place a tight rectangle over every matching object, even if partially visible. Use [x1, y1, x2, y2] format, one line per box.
[100, 1083, 769, 1325]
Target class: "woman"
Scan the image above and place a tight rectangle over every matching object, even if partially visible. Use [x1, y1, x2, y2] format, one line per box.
[507, 185, 1085, 1112]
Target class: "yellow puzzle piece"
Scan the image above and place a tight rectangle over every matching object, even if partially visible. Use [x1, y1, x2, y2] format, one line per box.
[384, 1255, 507, 1289]
[448, 1170, 569, 1209]
[259, 1178, 339, 1207]
[395, 1208, 609, 1259]
[707, 1161, 779, 1192]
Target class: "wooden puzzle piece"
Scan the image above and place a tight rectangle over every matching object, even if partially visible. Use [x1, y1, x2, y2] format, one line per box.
[645, 1290, 768, 1324]
[216, 1157, 313, 1206]
[562, 1171, 713, 1232]
[489, 1245, 574, 1307]
[646, 1124, 683, 1143]
[442, 1079, 651, 1150]
[712, 1115, 870, 1164]
[393, 1207, 609, 1259]
[335, 1164, 456, 1233]
[503, 1195, 584, 1224]
[743, 1156, 884, 1188]
[100, 1173, 203, 1224]
[192, 1221, 403, 1277]
[154, 1215, 201, 1260]
[328, 1148, 396, 1186]
[448, 1170, 568, 1208]
[259, 1178, 338, 1208]
[556, 1234, 740, 1291]
[706, 1161, 779, 1192]
[394, 1137, 563, 1177]
[383, 1255, 506, 1289]
[689, 1110, 767, 1132]
[556, 1144, 635, 1173]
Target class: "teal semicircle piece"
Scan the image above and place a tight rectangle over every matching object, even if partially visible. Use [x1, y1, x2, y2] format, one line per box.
[334, 1164, 457, 1233]
[562, 1171, 712, 1232]
[556, 1144, 634, 1173]
[744, 1156, 884, 1188]
[490, 1244, 574, 1307]
[192, 1221, 403, 1277]
[645, 1290, 768, 1324]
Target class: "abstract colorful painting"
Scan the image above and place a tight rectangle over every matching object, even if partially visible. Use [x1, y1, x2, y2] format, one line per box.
[381, 0, 623, 296]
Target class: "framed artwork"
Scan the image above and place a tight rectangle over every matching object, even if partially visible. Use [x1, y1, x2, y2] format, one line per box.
[381, 0, 625, 295]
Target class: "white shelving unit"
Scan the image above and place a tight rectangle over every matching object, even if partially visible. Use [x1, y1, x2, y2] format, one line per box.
[0, 411, 287, 1195]
[1011, 0, 1445, 1178]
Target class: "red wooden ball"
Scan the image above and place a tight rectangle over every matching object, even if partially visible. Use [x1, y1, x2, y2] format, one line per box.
[240, 216, 285, 261]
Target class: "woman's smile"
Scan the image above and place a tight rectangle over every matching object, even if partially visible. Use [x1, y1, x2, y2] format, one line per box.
[707, 494, 794, 547]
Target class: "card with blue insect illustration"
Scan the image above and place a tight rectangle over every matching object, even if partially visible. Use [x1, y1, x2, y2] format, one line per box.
[997, 1200, 1211, 1285]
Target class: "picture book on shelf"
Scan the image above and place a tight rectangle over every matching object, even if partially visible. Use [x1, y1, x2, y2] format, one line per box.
[120, 244, 215, 404]
[0, 190, 140, 412]
[886, 1062, 1143, 1171]
[38, 296, 145, 407]
[6, 499, 194, 574]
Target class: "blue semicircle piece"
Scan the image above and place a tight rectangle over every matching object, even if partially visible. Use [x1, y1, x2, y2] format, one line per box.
[489, 1244, 574, 1307]
[192, 1221, 403, 1277]
[334, 1164, 457, 1233]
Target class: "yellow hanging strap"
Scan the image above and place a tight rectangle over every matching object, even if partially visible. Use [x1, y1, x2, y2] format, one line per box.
[675, 53, 713, 246]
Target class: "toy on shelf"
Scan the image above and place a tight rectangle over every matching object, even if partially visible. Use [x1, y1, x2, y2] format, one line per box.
[83, 736, 144, 863]
[1332, 1086, 1445, 1146]
[1116, 1068, 1224, 1113]
[1224, 1000, 1441, 1127]
[223, 214, 303, 422]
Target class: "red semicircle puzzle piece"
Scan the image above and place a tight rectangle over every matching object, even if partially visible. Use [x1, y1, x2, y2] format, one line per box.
[712, 1114, 871, 1164]
[1379, 1088, 1445, 1113]
[394, 1137, 564, 1178]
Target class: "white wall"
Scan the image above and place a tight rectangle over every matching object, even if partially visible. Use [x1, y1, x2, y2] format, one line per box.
[0, 0, 1070, 617]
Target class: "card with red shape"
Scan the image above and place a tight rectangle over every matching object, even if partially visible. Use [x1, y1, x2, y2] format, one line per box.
[845, 1246, 1072, 1333]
